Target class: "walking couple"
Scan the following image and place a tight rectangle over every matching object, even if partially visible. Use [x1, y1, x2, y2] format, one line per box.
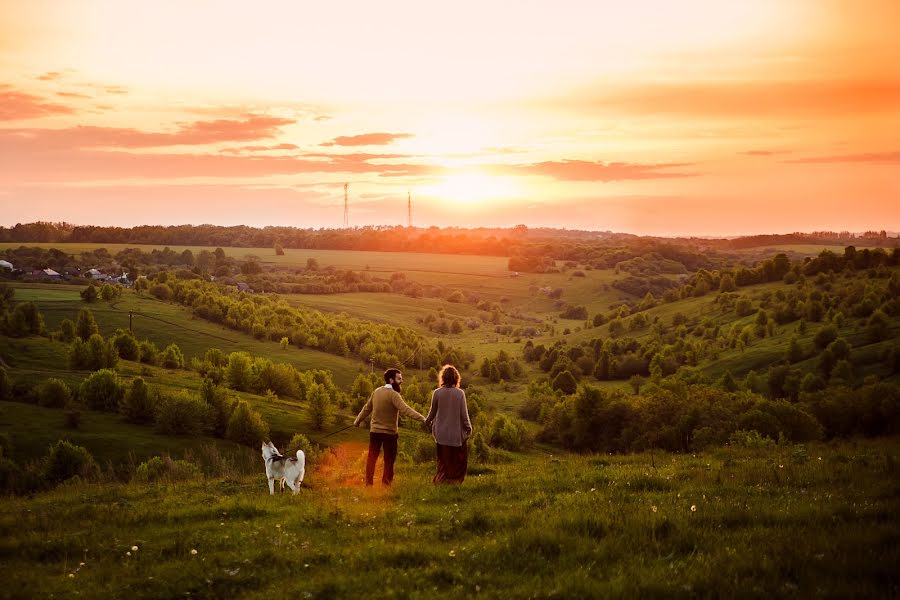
[353, 365, 472, 485]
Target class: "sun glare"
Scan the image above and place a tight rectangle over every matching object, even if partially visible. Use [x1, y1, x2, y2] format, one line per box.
[427, 173, 519, 206]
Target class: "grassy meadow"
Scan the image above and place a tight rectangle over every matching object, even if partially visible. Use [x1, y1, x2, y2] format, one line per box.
[1, 439, 897, 598]
[2, 241, 899, 597]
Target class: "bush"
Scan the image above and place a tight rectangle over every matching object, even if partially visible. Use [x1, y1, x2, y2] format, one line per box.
[161, 343, 185, 369]
[200, 378, 235, 438]
[412, 437, 435, 464]
[154, 390, 210, 436]
[58, 319, 76, 342]
[64, 409, 82, 430]
[37, 378, 72, 408]
[307, 382, 332, 431]
[68, 334, 118, 371]
[287, 433, 322, 467]
[488, 415, 527, 451]
[80, 369, 125, 412]
[112, 329, 140, 361]
[225, 400, 269, 447]
[121, 377, 155, 424]
[4, 301, 45, 337]
[0, 432, 12, 459]
[43, 440, 100, 484]
[139, 340, 159, 365]
[133, 455, 202, 484]
[551, 370, 578, 395]
[75, 308, 99, 341]
[472, 432, 492, 463]
[149, 283, 173, 300]
[728, 429, 775, 448]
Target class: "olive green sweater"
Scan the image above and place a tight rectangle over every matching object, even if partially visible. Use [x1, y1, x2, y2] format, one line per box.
[354, 385, 425, 434]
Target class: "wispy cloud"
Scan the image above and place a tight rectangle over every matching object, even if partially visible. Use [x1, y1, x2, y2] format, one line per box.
[786, 150, 900, 164]
[494, 159, 696, 182]
[740, 149, 791, 156]
[0, 86, 75, 121]
[321, 132, 414, 147]
[2, 116, 295, 148]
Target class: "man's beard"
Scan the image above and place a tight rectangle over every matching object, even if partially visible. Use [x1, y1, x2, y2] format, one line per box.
[391, 382, 402, 393]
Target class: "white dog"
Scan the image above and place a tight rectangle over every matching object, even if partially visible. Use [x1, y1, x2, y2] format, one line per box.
[261, 441, 305, 495]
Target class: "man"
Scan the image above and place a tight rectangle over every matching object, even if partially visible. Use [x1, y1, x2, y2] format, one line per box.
[354, 368, 426, 486]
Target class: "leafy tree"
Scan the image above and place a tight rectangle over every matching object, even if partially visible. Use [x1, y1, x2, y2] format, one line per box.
[161, 343, 185, 369]
[226, 351, 253, 391]
[226, 400, 269, 447]
[274, 242, 285, 256]
[551, 370, 578, 395]
[43, 440, 100, 484]
[75, 308, 99, 341]
[5, 301, 45, 337]
[121, 377, 155, 424]
[307, 383, 332, 431]
[38, 378, 72, 408]
[134, 276, 150, 295]
[718, 273, 736, 293]
[785, 336, 804, 364]
[139, 340, 159, 365]
[154, 390, 209, 436]
[80, 285, 99, 303]
[813, 325, 838, 350]
[112, 329, 140, 361]
[58, 319, 76, 343]
[80, 369, 125, 412]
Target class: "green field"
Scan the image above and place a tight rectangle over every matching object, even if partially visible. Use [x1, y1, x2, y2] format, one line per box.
[4, 284, 364, 387]
[0, 438, 896, 598]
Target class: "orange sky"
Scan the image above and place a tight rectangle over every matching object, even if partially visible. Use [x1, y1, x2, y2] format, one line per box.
[1, 0, 898, 236]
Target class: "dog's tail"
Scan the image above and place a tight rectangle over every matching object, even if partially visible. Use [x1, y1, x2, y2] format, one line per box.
[296, 449, 305, 483]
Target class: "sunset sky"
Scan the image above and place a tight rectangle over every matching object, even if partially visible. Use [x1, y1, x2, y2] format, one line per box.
[1, 0, 898, 236]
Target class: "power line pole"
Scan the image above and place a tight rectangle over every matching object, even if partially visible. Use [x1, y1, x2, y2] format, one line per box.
[343, 183, 349, 228]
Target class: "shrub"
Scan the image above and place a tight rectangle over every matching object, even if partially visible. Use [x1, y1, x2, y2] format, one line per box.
[472, 432, 492, 463]
[225, 401, 269, 447]
[200, 378, 235, 438]
[80, 369, 125, 412]
[139, 340, 159, 365]
[0, 432, 12, 459]
[58, 319, 76, 343]
[161, 343, 185, 369]
[68, 334, 118, 371]
[112, 329, 140, 361]
[307, 382, 332, 431]
[43, 440, 100, 484]
[133, 455, 202, 483]
[551, 370, 578, 395]
[121, 377, 155, 424]
[728, 429, 775, 448]
[149, 283, 173, 300]
[154, 390, 210, 436]
[412, 438, 434, 464]
[5, 301, 45, 337]
[488, 415, 527, 451]
[37, 378, 72, 408]
[287, 433, 323, 467]
[64, 409, 82, 429]
[75, 308, 99, 341]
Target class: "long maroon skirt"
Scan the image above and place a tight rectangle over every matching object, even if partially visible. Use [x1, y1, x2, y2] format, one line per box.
[433, 442, 468, 484]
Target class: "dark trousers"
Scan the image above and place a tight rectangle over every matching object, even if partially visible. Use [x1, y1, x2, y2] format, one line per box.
[366, 432, 399, 486]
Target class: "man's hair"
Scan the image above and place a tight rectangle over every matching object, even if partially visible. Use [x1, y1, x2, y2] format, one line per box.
[439, 364, 460, 388]
[383, 368, 402, 384]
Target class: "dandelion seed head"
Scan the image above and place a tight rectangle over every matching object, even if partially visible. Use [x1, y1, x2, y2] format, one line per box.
[68, 573, 75, 578]
[449, 550, 456, 557]
[191, 549, 198, 555]
[126, 551, 131, 556]
[690, 505, 697, 512]
[651, 505, 658, 513]
[131, 545, 139, 552]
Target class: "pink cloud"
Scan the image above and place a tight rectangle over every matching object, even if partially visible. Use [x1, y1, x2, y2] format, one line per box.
[321, 132, 414, 147]
[496, 159, 696, 182]
[1, 115, 295, 148]
[0, 86, 75, 121]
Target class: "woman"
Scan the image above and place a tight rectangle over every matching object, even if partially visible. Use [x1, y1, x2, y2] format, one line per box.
[424, 364, 472, 484]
